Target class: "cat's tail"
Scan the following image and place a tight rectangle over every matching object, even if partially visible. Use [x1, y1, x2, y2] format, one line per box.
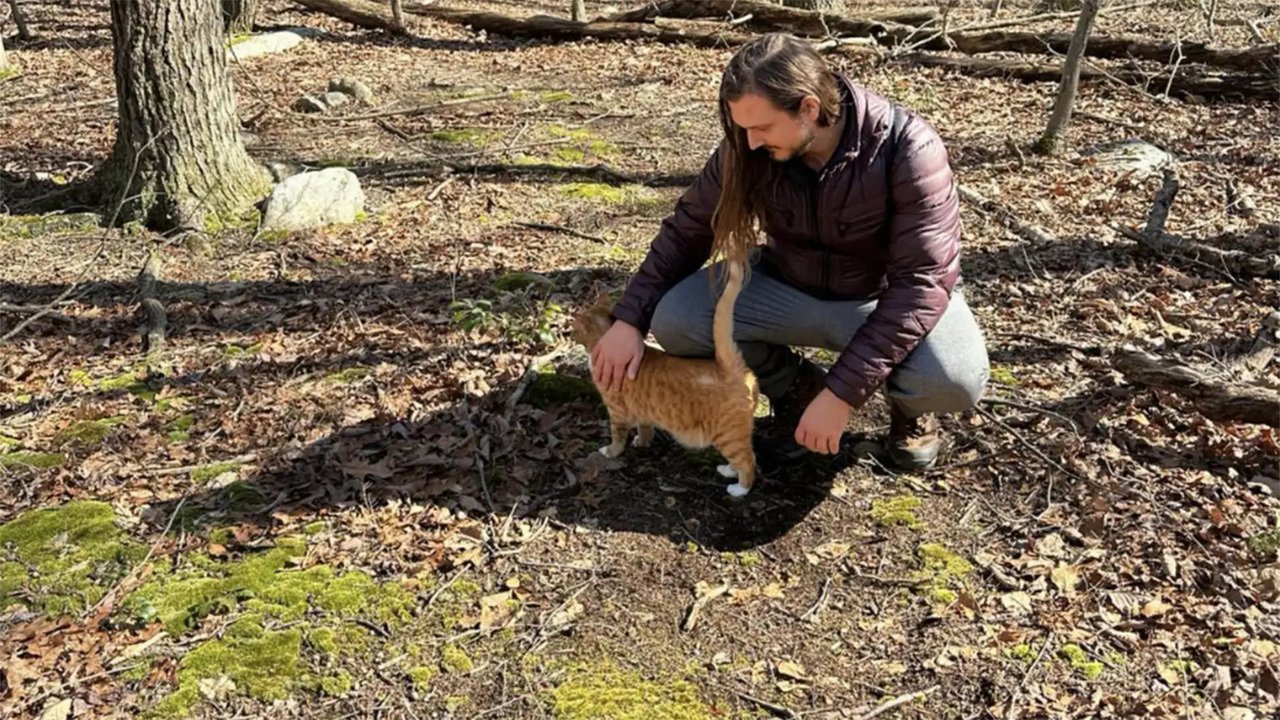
[712, 258, 748, 379]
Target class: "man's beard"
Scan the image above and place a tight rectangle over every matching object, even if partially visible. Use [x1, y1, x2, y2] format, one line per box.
[765, 124, 816, 162]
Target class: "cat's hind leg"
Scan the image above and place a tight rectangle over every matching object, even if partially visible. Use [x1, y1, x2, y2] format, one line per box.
[634, 424, 654, 447]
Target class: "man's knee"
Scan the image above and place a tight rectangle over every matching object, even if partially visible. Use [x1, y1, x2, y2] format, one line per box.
[649, 279, 712, 356]
[891, 362, 989, 416]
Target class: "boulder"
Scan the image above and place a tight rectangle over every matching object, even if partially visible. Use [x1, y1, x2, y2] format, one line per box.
[260, 168, 365, 232]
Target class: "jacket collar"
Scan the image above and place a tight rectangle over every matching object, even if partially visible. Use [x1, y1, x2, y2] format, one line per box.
[818, 73, 865, 182]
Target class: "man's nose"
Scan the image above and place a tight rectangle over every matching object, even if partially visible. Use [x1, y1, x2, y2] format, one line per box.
[746, 130, 763, 150]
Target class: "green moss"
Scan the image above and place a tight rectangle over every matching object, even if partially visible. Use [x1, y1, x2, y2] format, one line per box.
[202, 209, 260, 235]
[548, 660, 715, 720]
[0, 451, 65, 470]
[166, 415, 195, 443]
[147, 626, 303, 718]
[1058, 644, 1104, 679]
[554, 147, 587, 163]
[736, 552, 761, 568]
[0, 212, 101, 239]
[222, 342, 263, 358]
[0, 434, 19, 448]
[319, 670, 352, 696]
[446, 696, 471, 712]
[560, 182, 626, 203]
[190, 462, 241, 484]
[1007, 644, 1034, 662]
[525, 371, 598, 408]
[409, 665, 437, 689]
[306, 627, 338, 655]
[911, 543, 973, 606]
[222, 481, 266, 510]
[319, 366, 371, 385]
[0, 500, 147, 615]
[303, 520, 326, 536]
[539, 90, 576, 103]
[989, 364, 1019, 386]
[53, 417, 126, 449]
[1246, 529, 1280, 560]
[441, 644, 474, 673]
[430, 128, 493, 144]
[870, 494, 924, 530]
[122, 657, 154, 682]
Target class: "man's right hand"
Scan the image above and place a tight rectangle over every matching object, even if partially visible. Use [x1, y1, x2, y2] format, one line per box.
[591, 320, 645, 393]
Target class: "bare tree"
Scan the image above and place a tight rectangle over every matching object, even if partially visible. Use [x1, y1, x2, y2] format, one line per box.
[222, 0, 259, 35]
[570, 0, 586, 23]
[0, 32, 7, 74]
[98, 0, 269, 231]
[6, 0, 32, 40]
[391, 0, 404, 29]
[1033, 0, 1101, 155]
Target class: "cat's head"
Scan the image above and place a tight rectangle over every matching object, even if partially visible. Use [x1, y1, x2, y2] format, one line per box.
[570, 288, 615, 348]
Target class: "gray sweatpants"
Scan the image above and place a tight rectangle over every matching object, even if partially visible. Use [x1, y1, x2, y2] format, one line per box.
[648, 261, 990, 418]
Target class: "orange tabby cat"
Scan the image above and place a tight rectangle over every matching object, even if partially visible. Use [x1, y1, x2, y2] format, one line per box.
[571, 260, 759, 497]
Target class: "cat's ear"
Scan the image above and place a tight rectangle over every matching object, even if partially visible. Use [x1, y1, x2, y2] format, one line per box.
[588, 280, 612, 307]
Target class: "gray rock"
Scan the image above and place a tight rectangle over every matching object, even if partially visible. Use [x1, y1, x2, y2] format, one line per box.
[320, 91, 350, 109]
[292, 95, 327, 113]
[261, 168, 365, 232]
[1083, 138, 1175, 178]
[329, 76, 375, 105]
[226, 30, 305, 60]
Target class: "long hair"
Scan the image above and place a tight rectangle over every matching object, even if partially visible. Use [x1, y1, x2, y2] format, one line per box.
[711, 33, 842, 272]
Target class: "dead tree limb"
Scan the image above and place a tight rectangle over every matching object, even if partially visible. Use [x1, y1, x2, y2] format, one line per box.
[137, 246, 166, 358]
[602, 0, 932, 30]
[1112, 347, 1279, 427]
[893, 52, 1279, 100]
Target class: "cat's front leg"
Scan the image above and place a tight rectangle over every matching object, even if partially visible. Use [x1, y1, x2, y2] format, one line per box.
[599, 417, 629, 458]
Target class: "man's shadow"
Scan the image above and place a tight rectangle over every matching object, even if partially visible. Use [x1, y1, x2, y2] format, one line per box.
[147, 349, 858, 554]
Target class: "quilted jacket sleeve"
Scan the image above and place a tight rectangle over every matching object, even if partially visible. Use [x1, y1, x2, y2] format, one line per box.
[610, 143, 723, 334]
[824, 115, 962, 409]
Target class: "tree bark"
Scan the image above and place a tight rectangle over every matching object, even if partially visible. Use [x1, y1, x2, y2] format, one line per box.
[603, 0, 934, 27]
[0, 31, 7, 73]
[222, 0, 259, 35]
[570, 0, 586, 23]
[895, 52, 1277, 100]
[391, 0, 404, 29]
[1112, 347, 1280, 427]
[99, 0, 269, 232]
[1034, 0, 1100, 155]
[7, 0, 32, 40]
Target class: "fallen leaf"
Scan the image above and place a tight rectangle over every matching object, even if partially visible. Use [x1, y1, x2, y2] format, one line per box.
[1001, 591, 1034, 615]
[547, 599, 583, 630]
[37, 699, 72, 720]
[776, 659, 807, 681]
[1141, 596, 1172, 618]
[762, 582, 785, 599]
[198, 675, 236, 701]
[1050, 564, 1080, 597]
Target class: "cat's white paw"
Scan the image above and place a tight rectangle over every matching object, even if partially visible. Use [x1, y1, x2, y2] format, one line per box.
[599, 445, 621, 458]
[717, 463, 737, 478]
[726, 482, 750, 498]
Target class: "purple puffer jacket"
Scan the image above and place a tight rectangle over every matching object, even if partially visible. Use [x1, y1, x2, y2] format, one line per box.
[611, 74, 963, 410]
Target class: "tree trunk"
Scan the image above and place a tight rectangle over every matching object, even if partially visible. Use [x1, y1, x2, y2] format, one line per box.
[222, 0, 259, 35]
[782, 0, 846, 12]
[1033, 0, 1100, 155]
[390, 0, 404, 29]
[100, 0, 269, 232]
[571, 0, 586, 23]
[7, 0, 32, 40]
[0, 32, 7, 73]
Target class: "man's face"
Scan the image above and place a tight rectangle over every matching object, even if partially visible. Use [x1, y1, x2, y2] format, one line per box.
[727, 92, 818, 162]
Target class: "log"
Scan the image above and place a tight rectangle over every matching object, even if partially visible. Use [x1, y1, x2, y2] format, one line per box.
[298, 0, 756, 48]
[592, 0, 906, 40]
[1112, 347, 1279, 427]
[603, 0, 936, 28]
[894, 52, 1279, 101]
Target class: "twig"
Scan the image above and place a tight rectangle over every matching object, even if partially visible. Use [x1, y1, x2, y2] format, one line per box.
[423, 568, 467, 608]
[475, 451, 495, 514]
[505, 346, 569, 417]
[982, 397, 1082, 438]
[799, 576, 832, 623]
[682, 581, 730, 632]
[427, 174, 456, 201]
[84, 494, 187, 623]
[433, 137, 571, 161]
[736, 690, 799, 719]
[858, 684, 940, 719]
[151, 453, 259, 477]
[513, 221, 607, 244]
[471, 694, 531, 719]
[974, 405, 1089, 486]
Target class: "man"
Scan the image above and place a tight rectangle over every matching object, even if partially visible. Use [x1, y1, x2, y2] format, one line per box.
[590, 32, 989, 471]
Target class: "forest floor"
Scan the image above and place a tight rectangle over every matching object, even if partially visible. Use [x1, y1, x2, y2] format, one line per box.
[1, 1, 1279, 718]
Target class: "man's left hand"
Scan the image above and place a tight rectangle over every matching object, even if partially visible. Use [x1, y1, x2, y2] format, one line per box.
[795, 389, 852, 454]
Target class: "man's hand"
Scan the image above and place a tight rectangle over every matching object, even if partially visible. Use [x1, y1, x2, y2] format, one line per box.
[591, 320, 645, 393]
[795, 388, 852, 454]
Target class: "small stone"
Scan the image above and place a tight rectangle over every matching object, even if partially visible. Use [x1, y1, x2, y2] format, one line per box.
[261, 168, 365, 232]
[329, 76, 374, 104]
[320, 91, 350, 108]
[226, 30, 305, 60]
[292, 95, 327, 113]
[1082, 138, 1175, 178]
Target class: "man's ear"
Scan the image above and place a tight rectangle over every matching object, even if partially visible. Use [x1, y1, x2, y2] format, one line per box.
[799, 95, 821, 123]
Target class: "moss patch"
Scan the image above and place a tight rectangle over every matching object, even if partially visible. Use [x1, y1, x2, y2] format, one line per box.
[0, 500, 148, 615]
[409, 664, 437, 689]
[319, 366, 371, 385]
[1058, 644, 1104, 679]
[548, 660, 715, 720]
[560, 182, 626, 203]
[539, 90, 576, 103]
[494, 271, 556, 292]
[0, 451, 65, 470]
[911, 543, 973, 606]
[989, 364, 1019, 386]
[0, 212, 101, 239]
[1246, 529, 1280, 560]
[430, 128, 494, 144]
[190, 462, 241, 484]
[441, 644, 474, 673]
[53, 416, 126, 449]
[166, 415, 195, 443]
[870, 494, 924, 530]
[525, 370, 599, 408]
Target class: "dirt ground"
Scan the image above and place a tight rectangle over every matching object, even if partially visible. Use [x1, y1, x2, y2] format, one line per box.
[1, 1, 1279, 718]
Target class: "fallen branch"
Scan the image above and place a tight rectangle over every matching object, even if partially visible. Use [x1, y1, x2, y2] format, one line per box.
[799, 576, 832, 623]
[604, 0, 936, 27]
[1112, 346, 1279, 427]
[957, 184, 1058, 245]
[895, 52, 1279, 100]
[858, 684, 940, 720]
[513, 221, 607, 244]
[309, 92, 511, 123]
[951, 0, 1159, 34]
[137, 246, 167, 358]
[597, 0, 911, 38]
[682, 581, 729, 632]
[735, 690, 799, 719]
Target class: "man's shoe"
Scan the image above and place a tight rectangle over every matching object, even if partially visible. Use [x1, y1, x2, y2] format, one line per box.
[757, 359, 829, 462]
[887, 405, 941, 470]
